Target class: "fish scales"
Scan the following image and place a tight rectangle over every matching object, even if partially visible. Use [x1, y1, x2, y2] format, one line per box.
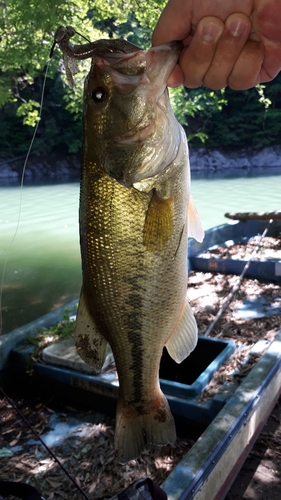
[59, 37, 206, 462]
[80, 160, 187, 397]
[78, 160, 188, 461]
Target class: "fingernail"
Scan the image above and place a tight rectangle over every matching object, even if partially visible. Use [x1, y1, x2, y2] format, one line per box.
[201, 22, 222, 42]
[229, 19, 248, 37]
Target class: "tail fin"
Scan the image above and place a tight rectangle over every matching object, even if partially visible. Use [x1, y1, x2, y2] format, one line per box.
[114, 391, 176, 463]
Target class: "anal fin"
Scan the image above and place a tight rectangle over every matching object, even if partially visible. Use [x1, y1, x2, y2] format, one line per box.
[165, 297, 198, 364]
[74, 286, 108, 373]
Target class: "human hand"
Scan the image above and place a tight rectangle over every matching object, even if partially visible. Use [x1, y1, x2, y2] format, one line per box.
[152, 0, 281, 90]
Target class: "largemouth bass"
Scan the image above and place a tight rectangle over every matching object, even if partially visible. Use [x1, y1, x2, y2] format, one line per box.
[54, 29, 204, 462]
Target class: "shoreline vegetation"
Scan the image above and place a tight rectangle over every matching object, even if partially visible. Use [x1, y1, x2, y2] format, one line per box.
[1, 0, 281, 184]
[1, 146, 281, 181]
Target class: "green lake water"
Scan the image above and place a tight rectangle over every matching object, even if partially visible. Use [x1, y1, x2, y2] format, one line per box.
[0, 170, 280, 335]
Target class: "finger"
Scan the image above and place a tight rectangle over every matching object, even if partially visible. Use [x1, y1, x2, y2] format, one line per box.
[152, 0, 192, 46]
[228, 39, 265, 89]
[167, 63, 185, 87]
[178, 16, 224, 88]
[203, 13, 252, 90]
[253, 0, 281, 81]
[258, 43, 281, 83]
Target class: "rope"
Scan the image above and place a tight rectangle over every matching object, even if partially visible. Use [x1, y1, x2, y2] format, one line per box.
[203, 220, 273, 337]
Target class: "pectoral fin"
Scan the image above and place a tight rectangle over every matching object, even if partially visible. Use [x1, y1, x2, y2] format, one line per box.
[143, 190, 174, 252]
[74, 287, 108, 373]
[165, 297, 198, 364]
[188, 194, 204, 243]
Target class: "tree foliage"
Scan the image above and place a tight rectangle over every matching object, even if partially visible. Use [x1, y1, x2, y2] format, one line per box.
[185, 80, 281, 149]
[0, 0, 281, 160]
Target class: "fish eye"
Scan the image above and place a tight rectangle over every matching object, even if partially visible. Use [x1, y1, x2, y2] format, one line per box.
[92, 87, 107, 103]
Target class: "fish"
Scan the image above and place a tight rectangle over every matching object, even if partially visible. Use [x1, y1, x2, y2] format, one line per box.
[71, 39, 204, 462]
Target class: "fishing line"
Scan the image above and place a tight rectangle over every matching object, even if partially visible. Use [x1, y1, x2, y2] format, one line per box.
[73, 29, 91, 43]
[0, 386, 91, 500]
[0, 39, 93, 500]
[0, 60, 51, 335]
[49, 27, 91, 58]
[0, 27, 90, 334]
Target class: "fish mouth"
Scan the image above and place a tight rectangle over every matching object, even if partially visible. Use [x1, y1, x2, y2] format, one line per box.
[115, 121, 155, 144]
